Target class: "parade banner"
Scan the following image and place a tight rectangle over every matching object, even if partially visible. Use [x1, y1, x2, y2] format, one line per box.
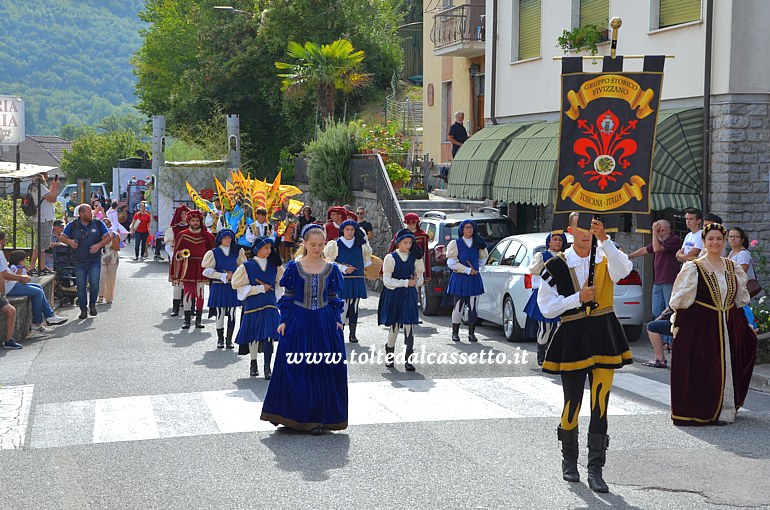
[556, 56, 664, 214]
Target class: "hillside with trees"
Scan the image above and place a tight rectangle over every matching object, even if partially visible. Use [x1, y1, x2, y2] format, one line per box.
[0, 0, 145, 135]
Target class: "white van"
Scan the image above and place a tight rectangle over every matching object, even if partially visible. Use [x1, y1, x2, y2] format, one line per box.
[56, 182, 110, 210]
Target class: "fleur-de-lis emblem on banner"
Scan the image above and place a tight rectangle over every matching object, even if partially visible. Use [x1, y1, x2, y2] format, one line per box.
[574, 109, 638, 190]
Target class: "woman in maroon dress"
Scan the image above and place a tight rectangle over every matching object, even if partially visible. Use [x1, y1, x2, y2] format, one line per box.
[669, 223, 757, 426]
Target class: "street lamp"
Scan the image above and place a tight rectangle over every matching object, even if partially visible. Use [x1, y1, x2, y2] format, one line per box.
[213, 5, 257, 17]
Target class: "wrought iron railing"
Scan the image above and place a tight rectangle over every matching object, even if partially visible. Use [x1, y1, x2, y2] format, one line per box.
[373, 154, 405, 233]
[430, 2, 486, 49]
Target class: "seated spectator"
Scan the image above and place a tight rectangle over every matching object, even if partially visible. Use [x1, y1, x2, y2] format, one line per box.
[0, 272, 20, 349]
[642, 308, 674, 368]
[0, 232, 68, 333]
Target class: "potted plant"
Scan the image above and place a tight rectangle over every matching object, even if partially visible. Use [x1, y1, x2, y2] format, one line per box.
[386, 162, 410, 191]
[556, 23, 608, 56]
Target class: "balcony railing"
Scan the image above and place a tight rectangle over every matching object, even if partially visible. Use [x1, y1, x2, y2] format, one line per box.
[430, 2, 486, 51]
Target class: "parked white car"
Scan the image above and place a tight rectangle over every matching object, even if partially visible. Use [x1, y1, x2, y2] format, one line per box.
[470, 233, 645, 342]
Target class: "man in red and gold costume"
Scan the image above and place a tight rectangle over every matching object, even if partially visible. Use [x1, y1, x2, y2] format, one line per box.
[173, 210, 215, 329]
[324, 206, 346, 240]
[164, 205, 189, 317]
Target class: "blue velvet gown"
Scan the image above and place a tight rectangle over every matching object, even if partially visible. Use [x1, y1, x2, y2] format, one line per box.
[260, 260, 348, 431]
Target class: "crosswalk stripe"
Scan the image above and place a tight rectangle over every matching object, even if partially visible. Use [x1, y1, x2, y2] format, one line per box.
[0, 384, 34, 449]
[26, 374, 674, 449]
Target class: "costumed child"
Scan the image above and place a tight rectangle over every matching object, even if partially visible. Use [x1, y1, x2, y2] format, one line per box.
[164, 205, 189, 316]
[260, 224, 348, 434]
[523, 232, 567, 365]
[324, 219, 372, 343]
[378, 228, 425, 371]
[231, 236, 283, 379]
[202, 229, 247, 349]
[447, 219, 489, 342]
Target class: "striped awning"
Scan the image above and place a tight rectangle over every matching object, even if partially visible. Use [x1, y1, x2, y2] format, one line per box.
[487, 107, 703, 210]
[446, 122, 530, 199]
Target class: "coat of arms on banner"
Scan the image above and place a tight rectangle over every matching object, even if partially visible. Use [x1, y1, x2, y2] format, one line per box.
[556, 63, 664, 214]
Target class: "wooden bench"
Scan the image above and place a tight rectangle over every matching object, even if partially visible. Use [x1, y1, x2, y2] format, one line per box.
[0, 274, 56, 341]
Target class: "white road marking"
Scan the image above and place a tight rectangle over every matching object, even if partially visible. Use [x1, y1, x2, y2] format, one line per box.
[0, 384, 34, 449]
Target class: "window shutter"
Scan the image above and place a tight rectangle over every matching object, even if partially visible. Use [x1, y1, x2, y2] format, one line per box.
[659, 0, 701, 28]
[580, 0, 608, 28]
[518, 0, 541, 60]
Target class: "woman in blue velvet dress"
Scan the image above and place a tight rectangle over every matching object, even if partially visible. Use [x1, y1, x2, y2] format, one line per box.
[324, 219, 372, 343]
[260, 224, 348, 434]
[231, 236, 283, 379]
[447, 219, 489, 342]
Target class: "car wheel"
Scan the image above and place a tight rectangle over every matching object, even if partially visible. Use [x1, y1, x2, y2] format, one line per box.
[503, 296, 522, 342]
[421, 288, 441, 316]
[623, 325, 642, 342]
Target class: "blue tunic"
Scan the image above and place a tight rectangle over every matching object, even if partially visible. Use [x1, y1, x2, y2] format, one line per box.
[523, 250, 559, 323]
[207, 247, 242, 308]
[335, 239, 368, 300]
[378, 252, 420, 326]
[260, 261, 348, 431]
[447, 238, 485, 297]
[234, 260, 280, 344]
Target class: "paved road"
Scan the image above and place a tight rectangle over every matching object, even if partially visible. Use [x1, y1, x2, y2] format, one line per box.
[1, 259, 769, 509]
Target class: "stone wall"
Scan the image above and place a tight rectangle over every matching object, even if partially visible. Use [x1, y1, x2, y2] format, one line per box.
[709, 97, 770, 288]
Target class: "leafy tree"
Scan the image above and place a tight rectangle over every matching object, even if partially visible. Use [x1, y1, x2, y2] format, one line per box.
[60, 124, 96, 141]
[60, 131, 149, 188]
[275, 39, 371, 125]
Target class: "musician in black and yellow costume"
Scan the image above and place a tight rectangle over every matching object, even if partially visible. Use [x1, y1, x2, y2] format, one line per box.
[537, 212, 633, 493]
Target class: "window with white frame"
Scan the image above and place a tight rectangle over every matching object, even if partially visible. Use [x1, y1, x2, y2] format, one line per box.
[515, 0, 541, 61]
[657, 0, 702, 29]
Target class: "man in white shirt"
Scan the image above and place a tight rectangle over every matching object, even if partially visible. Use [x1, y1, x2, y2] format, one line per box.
[676, 208, 703, 263]
[536, 212, 633, 494]
[29, 173, 60, 274]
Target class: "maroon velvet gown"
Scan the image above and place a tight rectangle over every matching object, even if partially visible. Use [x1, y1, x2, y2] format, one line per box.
[670, 260, 757, 426]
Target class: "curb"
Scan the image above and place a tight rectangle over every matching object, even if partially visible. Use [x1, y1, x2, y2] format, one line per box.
[750, 369, 770, 393]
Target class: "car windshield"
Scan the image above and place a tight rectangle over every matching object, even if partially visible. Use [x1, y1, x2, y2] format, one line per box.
[444, 219, 516, 245]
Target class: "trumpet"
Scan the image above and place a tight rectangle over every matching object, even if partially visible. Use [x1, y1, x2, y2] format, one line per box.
[176, 248, 191, 261]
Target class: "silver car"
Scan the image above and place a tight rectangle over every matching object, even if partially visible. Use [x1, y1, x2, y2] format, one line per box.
[470, 233, 645, 342]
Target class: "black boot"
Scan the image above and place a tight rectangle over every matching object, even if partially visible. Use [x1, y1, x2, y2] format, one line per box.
[404, 348, 415, 372]
[264, 346, 273, 380]
[250, 359, 258, 377]
[181, 311, 192, 329]
[216, 328, 225, 349]
[468, 324, 478, 342]
[587, 433, 610, 493]
[195, 309, 204, 328]
[557, 427, 580, 482]
[170, 299, 181, 317]
[451, 323, 461, 342]
[225, 320, 235, 349]
[348, 322, 358, 343]
[384, 345, 395, 368]
[537, 342, 547, 366]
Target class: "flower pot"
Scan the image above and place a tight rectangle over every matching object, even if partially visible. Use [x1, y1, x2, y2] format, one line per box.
[391, 180, 404, 191]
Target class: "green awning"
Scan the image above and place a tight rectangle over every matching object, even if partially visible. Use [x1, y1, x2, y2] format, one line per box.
[492, 122, 558, 206]
[488, 107, 703, 210]
[446, 122, 531, 199]
[651, 108, 703, 211]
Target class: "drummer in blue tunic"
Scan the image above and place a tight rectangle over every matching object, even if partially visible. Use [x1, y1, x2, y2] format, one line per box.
[447, 219, 489, 342]
[201, 229, 247, 349]
[324, 219, 372, 343]
[378, 228, 425, 371]
[231, 236, 283, 379]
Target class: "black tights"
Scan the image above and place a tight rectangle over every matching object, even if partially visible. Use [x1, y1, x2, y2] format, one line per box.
[559, 368, 615, 434]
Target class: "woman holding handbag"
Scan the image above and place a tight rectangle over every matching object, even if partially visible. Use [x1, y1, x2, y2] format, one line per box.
[97, 218, 123, 304]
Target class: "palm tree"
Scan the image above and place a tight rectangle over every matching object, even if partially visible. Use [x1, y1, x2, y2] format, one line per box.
[275, 38, 371, 124]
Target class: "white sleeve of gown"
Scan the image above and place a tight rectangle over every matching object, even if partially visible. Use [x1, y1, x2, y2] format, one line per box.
[734, 262, 751, 308]
[669, 261, 698, 310]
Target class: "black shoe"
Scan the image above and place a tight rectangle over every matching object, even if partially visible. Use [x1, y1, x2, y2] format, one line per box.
[79, 308, 88, 320]
[404, 348, 416, 372]
[250, 359, 258, 377]
[181, 311, 192, 329]
[264, 364, 272, 380]
[216, 328, 225, 349]
[587, 433, 610, 493]
[557, 427, 580, 483]
[451, 323, 461, 342]
[468, 325, 478, 343]
[384, 345, 395, 368]
[89, 305, 97, 317]
[194, 310, 204, 328]
[225, 338, 234, 349]
[170, 299, 181, 317]
[348, 323, 358, 343]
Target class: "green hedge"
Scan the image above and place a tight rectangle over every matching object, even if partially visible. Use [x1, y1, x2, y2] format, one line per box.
[0, 197, 65, 248]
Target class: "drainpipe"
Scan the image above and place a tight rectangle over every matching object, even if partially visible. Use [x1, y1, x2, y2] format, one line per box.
[702, 0, 713, 212]
[489, 0, 499, 125]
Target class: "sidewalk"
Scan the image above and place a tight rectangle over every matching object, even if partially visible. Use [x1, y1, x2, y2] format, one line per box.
[633, 329, 770, 394]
